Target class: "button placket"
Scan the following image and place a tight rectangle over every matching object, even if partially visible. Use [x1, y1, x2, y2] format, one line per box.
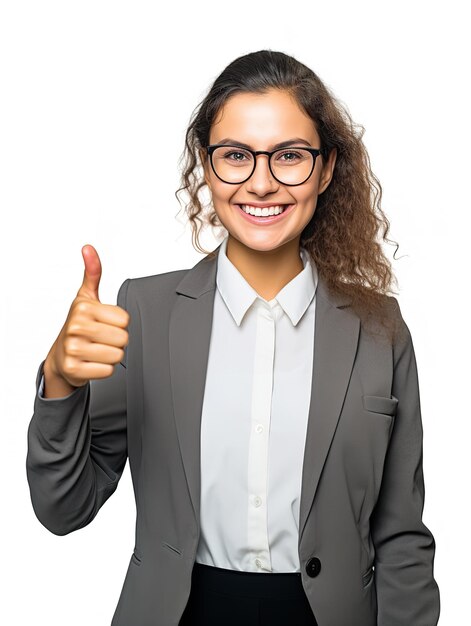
[247, 303, 274, 572]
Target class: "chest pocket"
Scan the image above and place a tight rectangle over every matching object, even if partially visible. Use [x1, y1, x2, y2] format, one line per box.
[362, 394, 398, 416]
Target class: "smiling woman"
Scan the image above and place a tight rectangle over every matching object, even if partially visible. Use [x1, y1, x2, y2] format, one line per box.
[199, 89, 337, 304]
[27, 48, 440, 626]
[176, 50, 401, 339]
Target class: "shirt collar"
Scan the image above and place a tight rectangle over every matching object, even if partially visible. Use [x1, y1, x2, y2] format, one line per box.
[216, 235, 318, 327]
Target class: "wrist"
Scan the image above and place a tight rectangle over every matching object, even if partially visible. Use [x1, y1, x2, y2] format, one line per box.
[42, 346, 77, 398]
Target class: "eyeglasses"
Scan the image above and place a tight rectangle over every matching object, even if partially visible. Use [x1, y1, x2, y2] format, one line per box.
[205, 144, 328, 186]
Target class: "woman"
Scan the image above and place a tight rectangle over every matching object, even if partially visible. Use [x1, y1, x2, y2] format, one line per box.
[26, 50, 440, 625]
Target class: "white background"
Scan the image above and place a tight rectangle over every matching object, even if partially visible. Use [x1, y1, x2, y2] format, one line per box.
[1, 1, 469, 624]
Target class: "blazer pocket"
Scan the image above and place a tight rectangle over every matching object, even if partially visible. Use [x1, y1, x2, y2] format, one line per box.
[161, 540, 183, 557]
[362, 394, 398, 416]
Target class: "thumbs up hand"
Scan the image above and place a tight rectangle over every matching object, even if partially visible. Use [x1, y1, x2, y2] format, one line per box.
[43, 245, 130, 397]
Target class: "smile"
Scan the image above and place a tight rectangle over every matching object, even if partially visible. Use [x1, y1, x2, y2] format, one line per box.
[236, 203, 295, 225]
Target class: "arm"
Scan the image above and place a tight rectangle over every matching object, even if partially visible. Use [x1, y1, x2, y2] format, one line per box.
[370, 298, 440, 625]
[25, 278, 131, 536]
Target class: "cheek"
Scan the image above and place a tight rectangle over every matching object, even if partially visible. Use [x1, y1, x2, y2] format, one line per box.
[209, 191, 235, 223]
[298, 178, 321, 200]
[210, 182, 238, 206]
[293, 188, 319, 213]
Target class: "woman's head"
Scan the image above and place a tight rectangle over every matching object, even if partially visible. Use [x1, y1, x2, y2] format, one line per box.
[199, 88, 337, 256]
[176, 49, 401, 339]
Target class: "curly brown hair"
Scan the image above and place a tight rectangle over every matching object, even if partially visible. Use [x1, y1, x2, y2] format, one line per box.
[175, 49, 403, 343]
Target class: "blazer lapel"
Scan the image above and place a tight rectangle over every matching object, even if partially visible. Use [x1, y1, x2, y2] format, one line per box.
[169, 244, 360, 543]
[169, 249, 220, 526]
[297, 276, 359, 545]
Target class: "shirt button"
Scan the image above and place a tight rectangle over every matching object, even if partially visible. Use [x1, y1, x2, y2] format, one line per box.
[255, 558, 262, 568]
[255, 424, 264, 433]
[254, 496, 262, 507]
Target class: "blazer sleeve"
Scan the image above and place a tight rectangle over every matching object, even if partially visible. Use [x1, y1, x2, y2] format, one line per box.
[25, 278, 131, 536]
[370, 297, 440, 625]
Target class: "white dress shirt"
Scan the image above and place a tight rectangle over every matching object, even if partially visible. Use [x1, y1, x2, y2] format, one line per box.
[195, 236, 318, 573]
[38, 235, 318, 573]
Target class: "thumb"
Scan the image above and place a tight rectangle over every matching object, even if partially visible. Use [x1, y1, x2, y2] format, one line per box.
[78, 244, 102, 301]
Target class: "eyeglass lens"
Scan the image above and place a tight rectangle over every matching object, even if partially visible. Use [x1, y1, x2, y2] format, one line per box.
[211, 146, 316, 185]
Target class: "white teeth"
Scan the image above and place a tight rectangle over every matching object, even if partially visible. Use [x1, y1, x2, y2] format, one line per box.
[240, 204, 287, 217]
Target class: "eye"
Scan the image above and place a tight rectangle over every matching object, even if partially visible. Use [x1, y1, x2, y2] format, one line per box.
[276, 150, 302, 162]
[224, 150, 250, 162]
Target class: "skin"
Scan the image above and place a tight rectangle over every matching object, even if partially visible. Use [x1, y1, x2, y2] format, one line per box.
[201, 89, 337, 301]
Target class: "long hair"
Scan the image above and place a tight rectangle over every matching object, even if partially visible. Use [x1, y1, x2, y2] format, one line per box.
[175, 49, 403, 342]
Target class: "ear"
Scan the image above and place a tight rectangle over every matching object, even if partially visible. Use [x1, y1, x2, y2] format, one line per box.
[199, 147, 212, 189]
[318, 147, 337, 194]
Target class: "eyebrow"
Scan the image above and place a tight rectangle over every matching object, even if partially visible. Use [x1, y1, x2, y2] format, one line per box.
[213, 137, 313, 150]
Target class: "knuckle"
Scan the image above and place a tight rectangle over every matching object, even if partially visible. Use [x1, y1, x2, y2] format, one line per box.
[62, 355, 77, 376]
[74, 300, 91, 315]
[63, 336, 80, 355]
[67, 320, 83, 335]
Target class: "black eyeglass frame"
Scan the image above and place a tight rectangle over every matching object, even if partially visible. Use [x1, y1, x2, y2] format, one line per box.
[205, 144, 329, 187]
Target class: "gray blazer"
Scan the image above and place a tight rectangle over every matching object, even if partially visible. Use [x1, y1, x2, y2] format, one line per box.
[26, 242, 440, 626]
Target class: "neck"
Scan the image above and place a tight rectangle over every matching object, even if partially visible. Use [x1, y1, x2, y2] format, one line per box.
[225, 235, 304, 301]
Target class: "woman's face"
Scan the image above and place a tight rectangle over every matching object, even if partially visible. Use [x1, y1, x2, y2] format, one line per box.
[202, 88, 337, 254]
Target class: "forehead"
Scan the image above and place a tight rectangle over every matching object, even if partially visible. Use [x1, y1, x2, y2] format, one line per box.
[210, 89, 319, 145]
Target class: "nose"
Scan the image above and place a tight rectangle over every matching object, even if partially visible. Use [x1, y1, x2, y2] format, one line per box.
[245, 154, 279, 195]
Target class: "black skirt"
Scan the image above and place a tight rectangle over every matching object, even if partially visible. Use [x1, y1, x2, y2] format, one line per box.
[179, 561, 318, 626]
